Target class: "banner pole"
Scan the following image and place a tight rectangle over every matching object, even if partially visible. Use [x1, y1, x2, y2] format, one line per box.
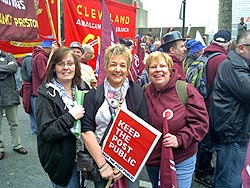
[57, 0, 61, 44]
[44, 0, 56, 39]
[129, 70, 135, 82]
[105, 179, 112, 188]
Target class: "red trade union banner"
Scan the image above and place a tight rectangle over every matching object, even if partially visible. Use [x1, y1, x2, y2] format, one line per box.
[102, 108, 162, 182]
[0, 1, 39, 41]
[64, 0, 136, 71]
[0, 0, 59, 57]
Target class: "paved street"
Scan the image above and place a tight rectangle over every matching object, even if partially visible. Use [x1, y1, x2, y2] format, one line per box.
[0, 102, 207, 188]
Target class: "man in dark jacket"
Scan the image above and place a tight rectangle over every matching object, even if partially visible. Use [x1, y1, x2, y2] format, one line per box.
[209, 30, 250, 188]
[0, 50, 27, 160]
[194, 29, 232, 187]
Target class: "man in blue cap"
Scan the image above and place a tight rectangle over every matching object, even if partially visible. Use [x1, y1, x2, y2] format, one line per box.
[183, 40, 205, 74]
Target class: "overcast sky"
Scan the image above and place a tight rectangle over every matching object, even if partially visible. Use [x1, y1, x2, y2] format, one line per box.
[140, 0, 219, 35]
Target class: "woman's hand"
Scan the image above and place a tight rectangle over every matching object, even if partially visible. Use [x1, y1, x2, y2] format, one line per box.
[162, 133, 178, 148]
[113, 168, 123, 182]
[99, 162, 114, 180]
[68, 106, 85, 120]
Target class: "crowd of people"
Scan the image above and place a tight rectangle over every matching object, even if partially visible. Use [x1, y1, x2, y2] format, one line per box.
[0, 22, 250, 188]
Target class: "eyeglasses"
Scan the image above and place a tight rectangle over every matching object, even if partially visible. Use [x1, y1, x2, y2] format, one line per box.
[242, 44, 250, 46]
[57, 61, 75, 67]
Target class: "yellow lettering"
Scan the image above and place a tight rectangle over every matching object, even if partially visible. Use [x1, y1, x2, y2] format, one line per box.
[13, 17, 38, 28]
[0, 13, 12, 25]
[120, 16, 125, 24]
[14, 18, 19, 26]
[91, 9, 96, 19]
[125, 17, 130, 24]
[77, 5, 82, 16]
[75, 5, 130, 25]
[84, 7, 89, 17]
[114, 15, 119, 23]
[98, 10, 102, 20]
[18, 18, 24, 27]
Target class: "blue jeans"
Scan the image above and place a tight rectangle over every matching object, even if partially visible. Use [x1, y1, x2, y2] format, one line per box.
[30, 96, 37, 134]
[196, 131, 215, 174]
[146, 154, 196, 188]
[213, 142, 248, 188]
[51, 164, 80, 188]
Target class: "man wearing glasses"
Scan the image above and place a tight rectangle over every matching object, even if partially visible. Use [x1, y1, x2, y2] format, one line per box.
[209, 30, 250, 188]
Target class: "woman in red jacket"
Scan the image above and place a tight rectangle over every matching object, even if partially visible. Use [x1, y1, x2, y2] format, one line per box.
[144, 51, 209, 188]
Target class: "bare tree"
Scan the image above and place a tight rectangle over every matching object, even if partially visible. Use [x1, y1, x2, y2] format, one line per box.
[218, 0, 232, 32]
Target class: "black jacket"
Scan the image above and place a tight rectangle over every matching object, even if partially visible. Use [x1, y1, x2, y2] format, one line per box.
[210, 51, 250, 144]
[81, 81, 149, 133]
[36, 82, 77, 186]
[0, 51, 20, 106]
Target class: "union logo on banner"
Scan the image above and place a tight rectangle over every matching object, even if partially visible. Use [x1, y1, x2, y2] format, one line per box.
[102, 108, 162, 182]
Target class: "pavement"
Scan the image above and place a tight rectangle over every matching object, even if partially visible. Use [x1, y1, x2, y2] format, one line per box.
[0, 102, 207, 188]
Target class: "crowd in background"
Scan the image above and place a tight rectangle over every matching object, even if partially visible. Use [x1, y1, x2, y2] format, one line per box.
[0, 17, 250, 188]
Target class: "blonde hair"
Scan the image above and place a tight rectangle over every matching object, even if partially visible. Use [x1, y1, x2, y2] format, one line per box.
[104, 44, 132, 70]
[146, 51, 173, 74]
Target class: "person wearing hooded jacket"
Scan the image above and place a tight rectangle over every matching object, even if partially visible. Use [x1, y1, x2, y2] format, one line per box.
[144, 51, 209, 188]
[31, 36, 54, 135]
[36, 47, 86, 187]
[194, 30, 232, 188]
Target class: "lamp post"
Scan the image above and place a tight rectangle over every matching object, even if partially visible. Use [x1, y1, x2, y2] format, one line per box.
[182, 0, 186, 37]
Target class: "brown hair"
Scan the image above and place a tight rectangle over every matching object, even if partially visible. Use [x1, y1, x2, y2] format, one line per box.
[45, 47, 82, 87]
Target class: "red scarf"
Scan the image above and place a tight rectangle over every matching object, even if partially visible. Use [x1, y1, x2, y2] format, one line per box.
[159, 117, 178, 188]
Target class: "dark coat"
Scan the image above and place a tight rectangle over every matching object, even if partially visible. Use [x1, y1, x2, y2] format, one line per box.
[0, 50, 20, 106]
[21, 54, 32, 82]
[210, 51, 250, 144]
[36, 82, 77, 186]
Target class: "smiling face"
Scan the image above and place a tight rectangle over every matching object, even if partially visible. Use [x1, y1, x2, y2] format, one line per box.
[104, 44, 132, 88]
[55, 53, 76, 85]
[146, 51, 173, 91]
[105, 55, 128, 88]
[71, 48, 83, 60]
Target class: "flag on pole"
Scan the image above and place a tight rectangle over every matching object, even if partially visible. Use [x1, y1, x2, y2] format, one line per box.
[97, 0, 119, 85]
[0, 1, 39, 41]
[129, 36, 145, 82]
[195, 30, 206, 47]
[179, 1, 184, 20]
[159, 113, 178, 188]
